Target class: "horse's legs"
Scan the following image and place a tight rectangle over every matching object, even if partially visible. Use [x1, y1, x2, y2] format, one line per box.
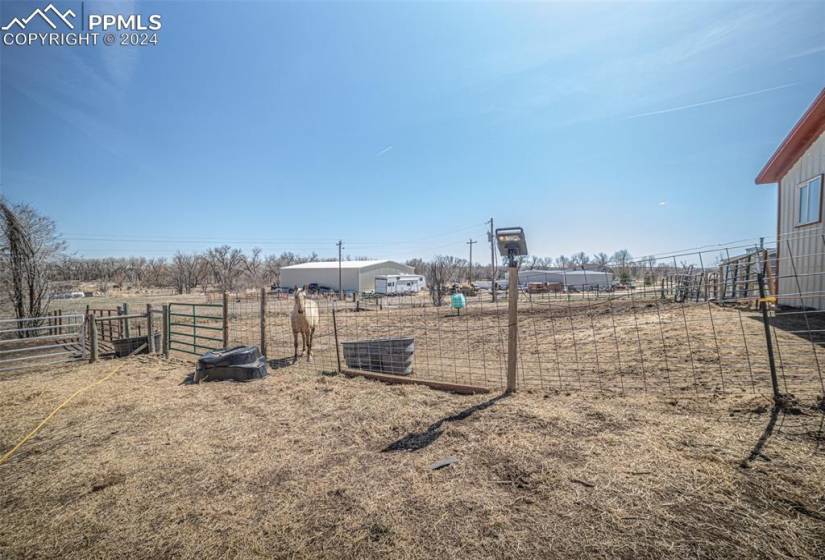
[292, 330, 298, 363]
[300, 331, 307, 355]
[307, 326, 315, 362]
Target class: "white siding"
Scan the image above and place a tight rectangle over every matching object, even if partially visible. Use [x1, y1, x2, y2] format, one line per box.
[280, 267, 360, 292]
[280, 261, 414, 293]
[777, 131, 825, 310]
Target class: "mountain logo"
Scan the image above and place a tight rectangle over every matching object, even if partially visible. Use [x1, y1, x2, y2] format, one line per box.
[2, 3, 76, 31]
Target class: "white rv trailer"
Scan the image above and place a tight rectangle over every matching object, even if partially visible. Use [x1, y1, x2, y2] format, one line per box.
[374, 274, 426, 295]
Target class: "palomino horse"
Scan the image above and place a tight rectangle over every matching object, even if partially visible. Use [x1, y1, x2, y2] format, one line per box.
[290, 288, 319, 363]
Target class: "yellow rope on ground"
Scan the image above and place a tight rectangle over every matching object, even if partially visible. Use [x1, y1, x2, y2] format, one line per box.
[0, 361, 126, 467]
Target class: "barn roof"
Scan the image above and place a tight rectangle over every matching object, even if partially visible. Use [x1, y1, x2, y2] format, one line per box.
[281, 260, 411, 271]
[755, 87, 825, 184]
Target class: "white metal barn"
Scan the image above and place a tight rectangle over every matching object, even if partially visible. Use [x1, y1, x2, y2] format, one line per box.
[507, 269, 615, 290]
[280, 260, 414, 294]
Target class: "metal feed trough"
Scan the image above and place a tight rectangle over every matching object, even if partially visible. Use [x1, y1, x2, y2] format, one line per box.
[342, 337, 414, 375]
[113, 333, 161, 357]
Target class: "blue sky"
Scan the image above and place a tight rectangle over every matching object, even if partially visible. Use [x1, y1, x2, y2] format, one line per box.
[1, 0, 824, 263]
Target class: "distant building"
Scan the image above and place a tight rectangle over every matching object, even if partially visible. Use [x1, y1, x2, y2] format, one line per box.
[505, 269, 614, 290]
[279, 260, 414, 294]
[756, 87, 825, 310]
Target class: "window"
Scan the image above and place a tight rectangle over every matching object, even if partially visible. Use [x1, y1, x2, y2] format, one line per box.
[797, 175, 822, 226]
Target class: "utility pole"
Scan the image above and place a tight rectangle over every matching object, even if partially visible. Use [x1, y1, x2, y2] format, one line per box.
[467, 238, 477, 283]
[337, 240, 343, 300]
[487, 218, 496, 301]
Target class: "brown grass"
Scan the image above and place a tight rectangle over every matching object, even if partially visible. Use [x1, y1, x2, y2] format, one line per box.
[1, 356, 823, 559]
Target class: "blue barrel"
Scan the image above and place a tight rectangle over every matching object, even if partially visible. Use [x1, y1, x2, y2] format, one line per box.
[451, 293, 466, 310]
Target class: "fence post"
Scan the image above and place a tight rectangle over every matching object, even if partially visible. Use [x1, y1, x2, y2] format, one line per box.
[260, 287, 267, 357]
[146, 304, 155, 353]
[756, 273, 780, 402]
[90, 317, 98, 363]
[506, 264, 519, 393]
[332, 301, 342, 373]
[162, 304, 170, 358]
[122, 302, 130, 338]
[222, 292, 229, 349]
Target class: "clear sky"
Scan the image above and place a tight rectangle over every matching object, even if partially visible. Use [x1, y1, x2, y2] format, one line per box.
[1, 0, 824, 264]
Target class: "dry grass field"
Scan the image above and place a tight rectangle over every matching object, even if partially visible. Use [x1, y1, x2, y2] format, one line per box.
[1, 356, 823, 559]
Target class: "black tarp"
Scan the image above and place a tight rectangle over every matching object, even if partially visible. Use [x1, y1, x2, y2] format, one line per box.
[195, 346, 268, 382]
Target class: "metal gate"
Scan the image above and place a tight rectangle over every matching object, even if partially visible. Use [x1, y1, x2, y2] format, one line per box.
[0, 313, 87, 372]
[166, 303, 226, 356]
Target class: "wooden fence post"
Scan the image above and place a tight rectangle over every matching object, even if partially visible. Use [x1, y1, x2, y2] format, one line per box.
[90, 317, 98, 363]
[146, 304, 155, 353]
[260, 287, 267, 357]
[222, 292, 229, 349]
[506, 264, 519, 394]
[122, 302, 130, 338]
[162, 304, 170, 358]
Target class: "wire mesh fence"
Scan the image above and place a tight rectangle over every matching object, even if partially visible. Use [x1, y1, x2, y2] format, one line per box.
[210, 235, 825, 400]
[7, 233, 823, 401]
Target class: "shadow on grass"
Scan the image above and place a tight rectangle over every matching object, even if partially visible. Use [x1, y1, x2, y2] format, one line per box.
[382, 393, 509, 453]
[748, 308, 825, 348]
[740, 405, 782, 468]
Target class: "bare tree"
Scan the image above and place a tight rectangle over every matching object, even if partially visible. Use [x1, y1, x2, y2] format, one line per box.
[244, 247, 264, 287]
[263, 254, 281, 287]
[145, 258, 168, 287]
[593, 252, 609, 270]
[426, 255, 462, 306]
[0, 201, 65, 329]
[405, 258, 426, 275]
[170, 252, 204, 294]
[206, 245, 246, 292]
[572, 251, 590, 268]
[612, 249, 633, 283]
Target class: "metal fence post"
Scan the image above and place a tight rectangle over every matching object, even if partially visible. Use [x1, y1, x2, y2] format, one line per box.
[222, 292, 229, 349]
[162, 304, 170, 358]
[756, 272, 780, 402]
[90, 317, 98, 363]
[260, 287, 267, 357]
[506, 264, 519, 393]
[332, 301, 342, 373]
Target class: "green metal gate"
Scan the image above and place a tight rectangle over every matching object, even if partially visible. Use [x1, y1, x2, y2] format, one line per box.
[167, 302, 226, 356]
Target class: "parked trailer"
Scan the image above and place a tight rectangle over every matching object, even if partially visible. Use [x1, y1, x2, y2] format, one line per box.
[375, 274, 426, 295]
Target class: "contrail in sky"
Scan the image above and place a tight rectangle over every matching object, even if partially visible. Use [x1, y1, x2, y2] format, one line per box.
[625, 83, 798, 120]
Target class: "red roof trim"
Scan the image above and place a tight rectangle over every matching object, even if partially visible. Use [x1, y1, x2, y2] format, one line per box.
[755, 87, 825, 184]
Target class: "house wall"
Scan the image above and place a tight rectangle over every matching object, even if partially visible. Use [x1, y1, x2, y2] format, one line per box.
[777, 131, 825, 310]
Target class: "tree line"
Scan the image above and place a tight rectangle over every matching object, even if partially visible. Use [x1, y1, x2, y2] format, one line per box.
[1, 200, 677, 319]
